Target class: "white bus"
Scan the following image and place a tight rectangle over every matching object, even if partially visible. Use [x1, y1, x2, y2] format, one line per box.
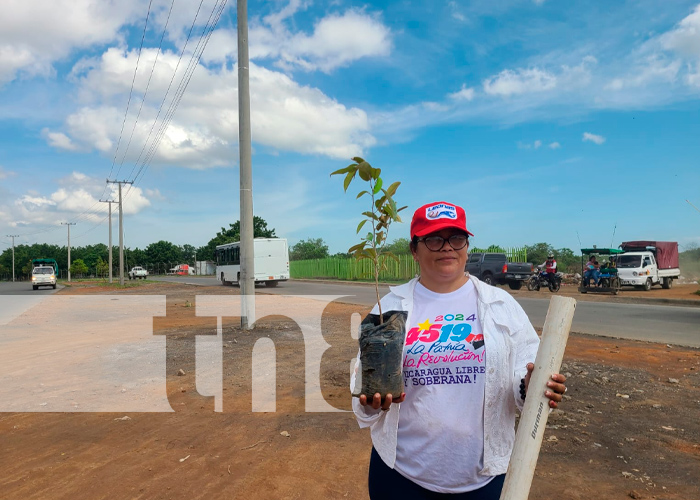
[215, 238, 290, 287]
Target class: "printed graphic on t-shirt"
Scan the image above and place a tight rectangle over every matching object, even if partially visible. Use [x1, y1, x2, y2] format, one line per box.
[402, 312, 485, 388]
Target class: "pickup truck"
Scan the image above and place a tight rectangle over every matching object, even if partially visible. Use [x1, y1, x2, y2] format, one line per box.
[128, 266, 148, 280]
[466, 253, 534, 289]
[617, 241, 681, 290]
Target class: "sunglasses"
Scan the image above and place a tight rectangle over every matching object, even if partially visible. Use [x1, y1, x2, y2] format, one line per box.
[417, 234, 468, 252]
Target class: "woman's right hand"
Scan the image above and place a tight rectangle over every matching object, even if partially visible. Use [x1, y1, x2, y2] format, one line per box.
[359, 392, 406, 411]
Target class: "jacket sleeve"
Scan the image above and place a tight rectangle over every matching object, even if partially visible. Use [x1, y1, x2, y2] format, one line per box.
[509, 300, 540, 411]
[350, 348, 384, 427]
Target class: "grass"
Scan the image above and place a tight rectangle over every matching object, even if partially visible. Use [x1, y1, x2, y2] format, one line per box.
[59, 278, 161, 288]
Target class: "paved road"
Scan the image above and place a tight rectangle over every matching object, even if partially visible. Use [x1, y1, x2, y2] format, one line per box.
[153, 276, 700, 347]
[0, 281, 62, 296]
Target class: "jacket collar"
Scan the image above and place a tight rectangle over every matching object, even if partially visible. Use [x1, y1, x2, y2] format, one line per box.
[389, 274, 505, 304]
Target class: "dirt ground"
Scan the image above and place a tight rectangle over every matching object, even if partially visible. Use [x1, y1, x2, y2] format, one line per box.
[1, 281, 699, 500]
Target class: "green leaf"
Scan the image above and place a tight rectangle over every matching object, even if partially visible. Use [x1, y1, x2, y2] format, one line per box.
[343, 171, 354, 192]
[370, 167, 381, 180]
[356, 219, 368, 234]
[330, 165, 354, 177]
[372, 177, 383, 195]
[351, 156, 365, 164]
[362, 211, 379, 221]
[356, 190, 369, 199]
[365, 232, 373, 242]
[348, 242, 367, 253]
[386, 181, 401, 197]
[358, 162, 371, 181]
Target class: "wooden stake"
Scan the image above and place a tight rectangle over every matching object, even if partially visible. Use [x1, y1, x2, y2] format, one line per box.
[499, 295, 576, 500]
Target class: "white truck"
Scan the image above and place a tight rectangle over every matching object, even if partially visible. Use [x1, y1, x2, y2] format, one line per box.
[616, 241, 681, 291]
[128, 266, 148, 280]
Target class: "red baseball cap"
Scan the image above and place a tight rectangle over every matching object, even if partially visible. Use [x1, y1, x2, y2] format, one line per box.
[410, 201, 474, 238]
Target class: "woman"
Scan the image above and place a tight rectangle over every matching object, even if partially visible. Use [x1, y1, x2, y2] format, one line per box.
[351, 201, 567, 499]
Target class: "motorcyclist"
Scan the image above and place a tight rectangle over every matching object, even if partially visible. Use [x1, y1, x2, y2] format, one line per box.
[540, 253, 558, 287]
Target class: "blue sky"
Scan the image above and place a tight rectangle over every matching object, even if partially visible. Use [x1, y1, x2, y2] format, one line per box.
[1, 0, 700, 256]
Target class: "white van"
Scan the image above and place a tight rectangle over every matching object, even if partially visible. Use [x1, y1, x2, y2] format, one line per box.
[32, 266, 57, 290]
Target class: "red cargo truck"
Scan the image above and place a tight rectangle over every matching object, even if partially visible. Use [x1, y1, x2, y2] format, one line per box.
[617, 241, 681, 290]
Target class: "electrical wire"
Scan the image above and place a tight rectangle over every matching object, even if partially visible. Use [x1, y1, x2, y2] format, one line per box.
[124, 0, 227, 207]
[121, 0, 177, 182]
[109, 0, 155, 186]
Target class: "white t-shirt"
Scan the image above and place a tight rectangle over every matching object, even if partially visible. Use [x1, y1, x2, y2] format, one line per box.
[394, 279, 492, 493]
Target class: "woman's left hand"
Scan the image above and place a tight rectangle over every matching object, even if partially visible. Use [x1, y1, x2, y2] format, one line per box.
[524, 362, 567, 409]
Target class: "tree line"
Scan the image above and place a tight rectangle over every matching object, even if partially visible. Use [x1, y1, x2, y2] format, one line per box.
[3, 216, 697, 279]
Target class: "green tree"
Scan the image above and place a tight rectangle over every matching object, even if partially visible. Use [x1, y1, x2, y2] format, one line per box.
[198, 216, 276, 261]
[181, 244, 196, 264]
[383, 237, 411, 256]
[290, 238, 329, 261]
[96, 257, 109, 278]
[70, 259, 89, 278]
[525, 243, 555, 268]
[145, 240, 183, 266]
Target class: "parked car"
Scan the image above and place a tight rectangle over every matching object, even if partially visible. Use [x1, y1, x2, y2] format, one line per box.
[466, 252, 534, 289]
[128, 266, 148, 280]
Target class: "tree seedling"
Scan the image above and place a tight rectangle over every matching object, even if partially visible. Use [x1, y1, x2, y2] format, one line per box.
[331, 157, 406, 323]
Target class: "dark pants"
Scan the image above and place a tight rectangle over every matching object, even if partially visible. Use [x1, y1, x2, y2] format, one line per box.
[368, 448, 505, 500]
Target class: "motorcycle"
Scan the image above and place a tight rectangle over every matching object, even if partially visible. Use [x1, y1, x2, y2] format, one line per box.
[526, 267, 562, 292]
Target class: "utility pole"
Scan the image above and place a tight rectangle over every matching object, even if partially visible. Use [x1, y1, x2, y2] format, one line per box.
[6, 235, 19, 282]
[107, 180, 133, 286]
[100, 199, 116, 283]
[61, 223, 76, 281]
[238, 0, 255, 329]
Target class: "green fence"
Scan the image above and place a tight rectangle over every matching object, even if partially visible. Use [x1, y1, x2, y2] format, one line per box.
[290, 247, 527, 281]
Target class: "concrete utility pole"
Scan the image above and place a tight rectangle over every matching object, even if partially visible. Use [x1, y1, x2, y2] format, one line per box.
[100, 199, 116, 283]
[61, 223, 76, 281]
[238, 0, 255, 329]
[106, 180, 133, 286]
[6, 235, 19, 282]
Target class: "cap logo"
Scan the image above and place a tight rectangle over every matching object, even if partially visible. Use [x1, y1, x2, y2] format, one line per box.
[425, 203, 457, 220]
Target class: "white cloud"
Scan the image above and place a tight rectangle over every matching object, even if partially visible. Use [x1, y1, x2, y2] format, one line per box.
[0, 0, 148, 85]
[47, 47, 375, 164]
[517, 140, 542, 150]
[42, 129, 80, 151]
[448, 84, 476, 101]
[660, 5, 700, 59]
[549, 142, 561, 149]
[5, 171, 152, 233]
[448, 2, 467, 22]
[582, 132, 606, 145]
[250, 9, 392, 73]
[483, 68, 557, 96]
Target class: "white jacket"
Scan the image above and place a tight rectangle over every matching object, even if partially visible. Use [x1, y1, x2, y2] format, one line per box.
[350, 275, 540, 476]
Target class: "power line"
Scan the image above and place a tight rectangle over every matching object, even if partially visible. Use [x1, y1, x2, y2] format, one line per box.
[120, 0, 177, 182]
[109, 0, 155, 186]
[128, 0, 227, 193]
[126, 0, 207, 185]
